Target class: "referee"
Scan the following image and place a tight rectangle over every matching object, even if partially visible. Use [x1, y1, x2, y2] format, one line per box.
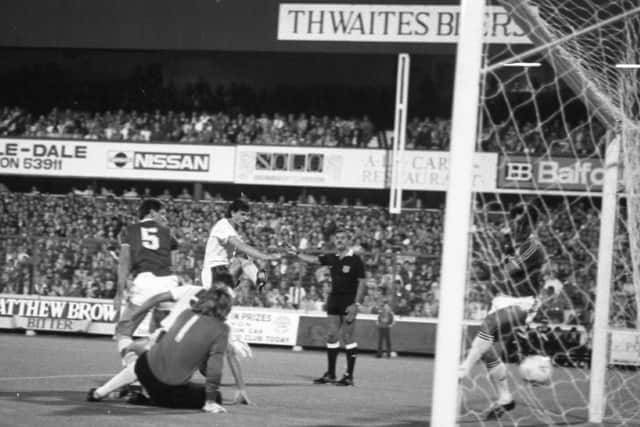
[292, 228, 366, 386]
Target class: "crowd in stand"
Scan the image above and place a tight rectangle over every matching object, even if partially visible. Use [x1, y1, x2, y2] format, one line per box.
[0, 187, 634, 326]
[479, 118, 606, 157]
[0, 106, 385, 148]
[0, 189, 444, 317]
[0, 105, 608, 154]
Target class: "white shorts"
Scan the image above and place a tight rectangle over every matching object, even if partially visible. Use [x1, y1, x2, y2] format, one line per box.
[488, 295, 538, 315]
[201, 265, 221, 290]
[129, 272, 179, 307]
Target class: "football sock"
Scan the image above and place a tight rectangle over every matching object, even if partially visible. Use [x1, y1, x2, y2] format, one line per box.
[117, 336, 134, 355]
[488, 361, 513, 405]
[122, 351, 138, 367]
[459, 334, 494, 378]
[345, 342, 358, 376]
[327, 342, 340, 377]
[95, 364, 137, 399]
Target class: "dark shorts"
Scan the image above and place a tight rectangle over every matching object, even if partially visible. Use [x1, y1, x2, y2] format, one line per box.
[134, 351, 212, 409]
[211, 265, 233, 287]
[326, 294, 356, 316]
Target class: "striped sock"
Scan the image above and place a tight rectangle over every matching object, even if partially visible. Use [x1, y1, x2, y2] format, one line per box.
[327, 342, 340, 377]
[345, 342, 358, 376]
[488, 360, 513, 405]
[459, 334, 494, 378]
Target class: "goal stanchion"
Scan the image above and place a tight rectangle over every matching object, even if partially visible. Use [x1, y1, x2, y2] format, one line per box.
[588, 134, 620, 423]
[389, 53, 410, 215]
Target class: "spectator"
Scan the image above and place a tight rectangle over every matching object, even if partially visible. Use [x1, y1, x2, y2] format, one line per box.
[101, 280, 117, 299]
[122, 187, 139, 199]
[0, 104, 606, 155]
[66, 281, 85, 297]
[177, 188, 192, 200]
[287, 279, 306, 310]
[376, 301, 395, 358]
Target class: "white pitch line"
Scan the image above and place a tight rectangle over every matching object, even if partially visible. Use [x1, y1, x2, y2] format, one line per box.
[0, 373, 307, 385]
[0, 373, 113, 381]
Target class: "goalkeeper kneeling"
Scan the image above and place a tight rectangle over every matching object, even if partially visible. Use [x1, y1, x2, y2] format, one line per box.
[88, 275, 249, 412]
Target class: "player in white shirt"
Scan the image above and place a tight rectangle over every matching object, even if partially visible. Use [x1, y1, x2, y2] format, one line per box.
[202, 199, 281, 289]
[200, 199, 283, 404]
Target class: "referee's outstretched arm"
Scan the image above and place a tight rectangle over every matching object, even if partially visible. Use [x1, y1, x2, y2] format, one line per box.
[290, 248, 320, 264]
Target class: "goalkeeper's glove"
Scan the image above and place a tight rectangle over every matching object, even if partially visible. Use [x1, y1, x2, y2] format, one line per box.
[232, 389, 252, 405]
[229, 336, 253, 358]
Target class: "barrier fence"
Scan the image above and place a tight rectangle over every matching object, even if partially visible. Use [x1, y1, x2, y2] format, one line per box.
[1, 293, 636, 366]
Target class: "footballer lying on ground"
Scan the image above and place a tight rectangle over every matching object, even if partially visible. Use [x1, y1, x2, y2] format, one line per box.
[88, 286, 232, 413]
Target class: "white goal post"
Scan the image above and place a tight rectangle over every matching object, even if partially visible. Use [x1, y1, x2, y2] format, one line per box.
[588, 134, 620, 422]
[429, 0, 486, 426]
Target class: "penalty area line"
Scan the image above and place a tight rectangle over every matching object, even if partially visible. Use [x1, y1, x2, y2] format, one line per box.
[0, 373, 114, 381]
[0, 374, 309, 385]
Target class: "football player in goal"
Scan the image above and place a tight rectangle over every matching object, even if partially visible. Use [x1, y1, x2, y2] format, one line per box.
[88, 285, 232, 414]
[458, 200, 546, 420]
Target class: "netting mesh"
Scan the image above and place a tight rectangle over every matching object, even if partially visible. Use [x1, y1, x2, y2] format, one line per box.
[457, 0, 640, 424]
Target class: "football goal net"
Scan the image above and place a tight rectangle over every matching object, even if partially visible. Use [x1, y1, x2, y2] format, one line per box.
[432, 1, 640, 425]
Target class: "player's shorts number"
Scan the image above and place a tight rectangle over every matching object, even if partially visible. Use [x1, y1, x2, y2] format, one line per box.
[141, 227, 160, 250]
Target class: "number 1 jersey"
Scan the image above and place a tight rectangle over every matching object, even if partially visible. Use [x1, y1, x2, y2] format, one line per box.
[119, 219, 178, 277]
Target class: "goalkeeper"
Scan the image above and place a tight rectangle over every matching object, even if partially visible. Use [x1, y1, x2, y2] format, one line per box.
[87, 286, 231, 413]
[459, 200, 546, 420]
[89, 272, 254, 406]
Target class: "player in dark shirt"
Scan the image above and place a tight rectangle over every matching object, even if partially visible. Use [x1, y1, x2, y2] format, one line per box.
[114, 199, 180, 364]
[460, 200, 547, 420]
[88, 287, 232, 414]
[292, 228, 366, 386]
[118, 209, 178, 279]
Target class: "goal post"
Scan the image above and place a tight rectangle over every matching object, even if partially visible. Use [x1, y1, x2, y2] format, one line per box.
[588, 133, 620, 423]
[430, 0, 485, 425]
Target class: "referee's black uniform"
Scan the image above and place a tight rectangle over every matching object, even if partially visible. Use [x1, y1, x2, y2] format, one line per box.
[320, 252, 365, 315]
[314, 249, 365, 386]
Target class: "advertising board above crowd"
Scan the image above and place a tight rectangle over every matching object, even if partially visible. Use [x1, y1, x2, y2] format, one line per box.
[0, 0, 532, 54]
[0, 139, 235, 183]
[498, 154, 607, 193]
[235, 145, 497, 192]
[0, 137, 615, 195]
[278, 4, 533, 44]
